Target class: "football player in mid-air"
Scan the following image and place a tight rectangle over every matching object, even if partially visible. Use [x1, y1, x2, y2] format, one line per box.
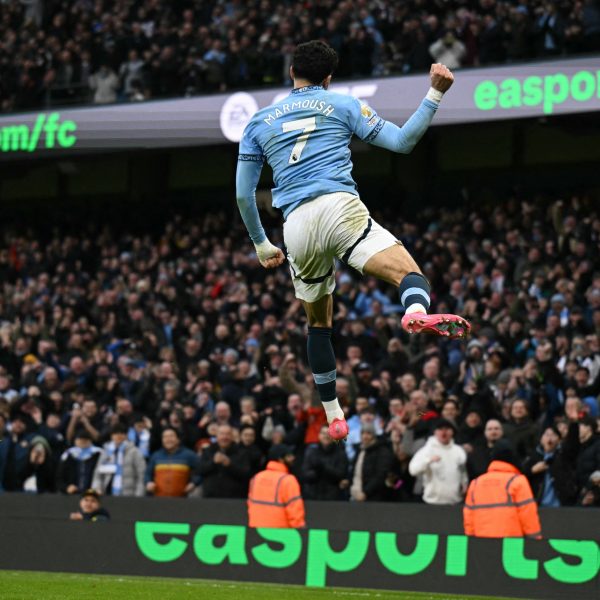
[236, 40, 470, 441]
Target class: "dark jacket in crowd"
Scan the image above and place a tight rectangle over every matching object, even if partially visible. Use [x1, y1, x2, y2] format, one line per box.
[36, 423, 66, 462]
[56, 445, 102, 493]
[522, 423, 580, 506]
[456, 422, 484, 447]
[240, 443, 265, 477]
[0, 432, 35, 491]
[199, 442, 251, 498]
[351, 440, 394, 502]
[576, 434, 600, 488]
[458, 386, 497, 422]
[467, 442, 495, 480]
[503, 420, 538, 462]
[302, 442, 349, 501]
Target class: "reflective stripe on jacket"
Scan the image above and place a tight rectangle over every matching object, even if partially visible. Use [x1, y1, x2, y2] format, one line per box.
[463, 460, 542, 538]
[247, 461, 305, 528]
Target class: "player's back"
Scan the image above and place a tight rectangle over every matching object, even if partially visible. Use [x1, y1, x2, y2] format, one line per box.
[241, 85, 377, 218]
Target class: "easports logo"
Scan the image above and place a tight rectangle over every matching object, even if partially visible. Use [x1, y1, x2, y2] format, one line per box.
[134, 522, 599, 588]
[0, 112, 77, 153]
[219, 92, 259, 143]
[474, 69, 600, 115]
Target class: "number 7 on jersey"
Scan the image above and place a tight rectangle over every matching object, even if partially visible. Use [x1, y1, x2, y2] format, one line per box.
[282, 117, 316, 165]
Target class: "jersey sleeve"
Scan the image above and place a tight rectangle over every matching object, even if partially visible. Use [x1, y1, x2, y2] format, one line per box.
[238, 120, 264, 163]
[236, 120, 267, 245]
[347, 97, 385, 144]
[347, 94, 438, 154]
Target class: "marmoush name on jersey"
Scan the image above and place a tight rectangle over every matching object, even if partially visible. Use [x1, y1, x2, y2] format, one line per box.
[263, 99, 335, 126]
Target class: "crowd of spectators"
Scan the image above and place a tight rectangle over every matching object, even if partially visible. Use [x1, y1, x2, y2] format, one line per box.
[2, 0, 600, 112]
[0, 190, 599, 508]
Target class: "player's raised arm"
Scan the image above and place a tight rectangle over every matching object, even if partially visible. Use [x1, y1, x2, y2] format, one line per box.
[353, 63, 454, 154]
[236, 128, 285, 269]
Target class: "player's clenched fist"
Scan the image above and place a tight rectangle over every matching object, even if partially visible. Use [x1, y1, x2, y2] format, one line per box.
[260, 248, 285, 269]
[430, 63, 454, 93]
[255, 239, 286, 269]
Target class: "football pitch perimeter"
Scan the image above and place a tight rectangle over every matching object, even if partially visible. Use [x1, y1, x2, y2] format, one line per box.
[0, 570, 530, 600]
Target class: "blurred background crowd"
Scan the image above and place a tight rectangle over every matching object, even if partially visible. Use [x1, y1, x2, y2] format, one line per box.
[0, 190, 599, 506]
[2, 0, 600, 112]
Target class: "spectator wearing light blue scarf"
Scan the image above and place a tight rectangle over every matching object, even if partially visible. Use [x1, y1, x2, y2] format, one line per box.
[92, 424, 146, 497]
[128, 416, 152, 459]
[57, 431, 102, 494]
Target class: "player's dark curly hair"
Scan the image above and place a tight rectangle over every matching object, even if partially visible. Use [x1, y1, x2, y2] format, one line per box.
[292, 41, 338, 85]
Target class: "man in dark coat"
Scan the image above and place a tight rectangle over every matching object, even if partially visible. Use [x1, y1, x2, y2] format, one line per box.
[467, 419, 504, 480]
[0, 414, 35, 491]
[199, 424, 251, 498]
[576, 415, 600, 490]
[503, 399, 538, 463]
[349, 423, 393, 502]
[239, 425, 265, 477]
[302, 424, 349, 500]
[523, 423, 579, 506]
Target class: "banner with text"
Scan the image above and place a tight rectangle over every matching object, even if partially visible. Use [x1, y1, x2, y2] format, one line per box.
[0, 517, 598, 599]
[0, 57, 598, 160]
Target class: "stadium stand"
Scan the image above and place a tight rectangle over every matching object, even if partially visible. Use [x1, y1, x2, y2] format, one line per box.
[1, 0, 600, 112]
[0, 190, 598, 505]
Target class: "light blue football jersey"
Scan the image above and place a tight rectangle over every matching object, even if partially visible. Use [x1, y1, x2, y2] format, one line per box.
[238, 85, 384, 219]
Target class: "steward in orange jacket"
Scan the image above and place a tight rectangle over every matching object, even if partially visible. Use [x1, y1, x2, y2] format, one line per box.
[248, 444, 305, 528]
[464, 441, 542, 539]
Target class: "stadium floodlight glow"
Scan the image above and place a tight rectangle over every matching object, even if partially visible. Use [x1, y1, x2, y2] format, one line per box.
[0, 57, 598, 160]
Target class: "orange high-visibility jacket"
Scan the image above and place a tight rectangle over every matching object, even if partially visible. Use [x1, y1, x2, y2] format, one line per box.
[463, 460, 542, 538]
[248, 461, 305, 528]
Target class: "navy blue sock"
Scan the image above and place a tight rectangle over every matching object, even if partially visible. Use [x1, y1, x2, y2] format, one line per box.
[399, 272, 431, 312]
[307, 326, 337, 402]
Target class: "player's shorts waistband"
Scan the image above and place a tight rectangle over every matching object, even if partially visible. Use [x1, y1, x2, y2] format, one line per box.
[284, 192, 359, 221]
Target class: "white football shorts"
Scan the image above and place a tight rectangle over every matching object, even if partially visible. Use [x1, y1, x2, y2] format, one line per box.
[283, 192, 400, 303]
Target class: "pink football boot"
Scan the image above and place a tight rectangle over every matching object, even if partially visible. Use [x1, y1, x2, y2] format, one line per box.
[401, 313, 471, 339]
[328, 418, 349, 442]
